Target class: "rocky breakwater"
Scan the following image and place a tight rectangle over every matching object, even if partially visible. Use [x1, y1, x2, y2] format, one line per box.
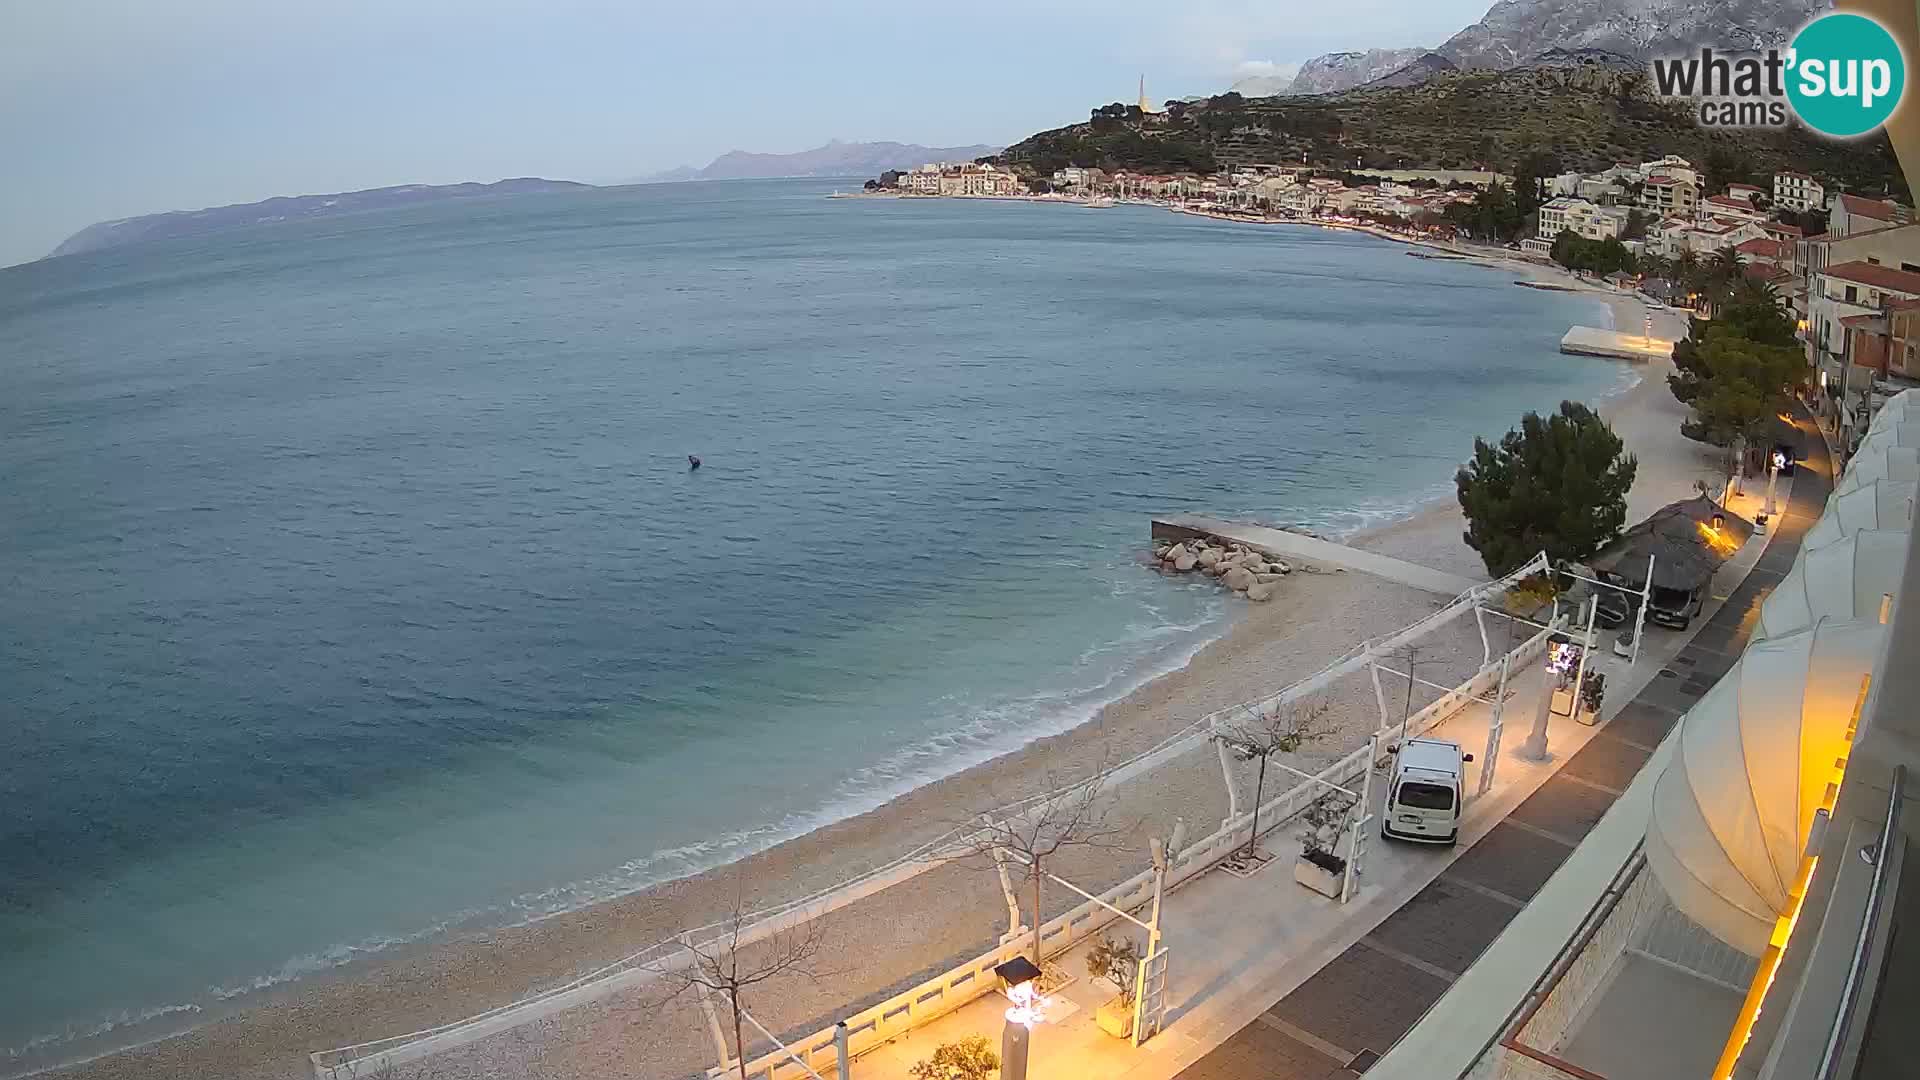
[1154, 538, 1291, 601]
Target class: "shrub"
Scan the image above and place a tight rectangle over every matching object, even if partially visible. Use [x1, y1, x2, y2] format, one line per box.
[910, 1036, 1000, 1080]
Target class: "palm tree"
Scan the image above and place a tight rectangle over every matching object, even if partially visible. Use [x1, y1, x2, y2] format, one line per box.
[1708, 245, 1745, 286]
[1674, 249, 1702, 308]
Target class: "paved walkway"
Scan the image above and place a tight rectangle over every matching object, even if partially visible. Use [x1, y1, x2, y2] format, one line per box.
[1152, 516, 1482, 597]
[1168, 412, 1832, 1079]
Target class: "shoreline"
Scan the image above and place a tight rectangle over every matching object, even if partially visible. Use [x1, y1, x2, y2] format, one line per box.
[33, 228, 1688, 1080]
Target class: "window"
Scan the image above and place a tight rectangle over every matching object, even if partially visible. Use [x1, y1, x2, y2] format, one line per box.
[1869, 257, 1883, 265]
[1396, 782, 1454, 811]
[1847, 285, 1860, 302]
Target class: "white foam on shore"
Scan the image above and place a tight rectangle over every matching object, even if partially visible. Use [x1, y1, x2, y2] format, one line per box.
[491, 589, 1234, 920]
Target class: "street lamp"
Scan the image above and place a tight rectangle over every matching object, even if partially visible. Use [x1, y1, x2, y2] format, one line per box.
[1763, 450, 1786, 522]
[994, 956, 1047, 1080]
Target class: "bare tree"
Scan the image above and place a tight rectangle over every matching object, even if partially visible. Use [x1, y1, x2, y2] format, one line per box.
[652, 898, 829, 1080]
[1214, 696, 1333, 860]
[952, 772, 1133, 967]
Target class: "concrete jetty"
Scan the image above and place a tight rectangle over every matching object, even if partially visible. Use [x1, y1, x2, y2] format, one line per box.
[1152, 515, 1482, 596]
[1561, 326, 1674, 361]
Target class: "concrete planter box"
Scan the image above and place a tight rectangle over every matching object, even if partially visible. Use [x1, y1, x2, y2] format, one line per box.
[1096, 995, 1134, 1039]
[1294, 854, 1344, 898]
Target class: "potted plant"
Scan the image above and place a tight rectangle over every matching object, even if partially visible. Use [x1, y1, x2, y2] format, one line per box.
[1294, 791, 1356, 899]
[1580, 670, 1607, 718]
[1085, 933, 1142, 1038]
[1613, 616, 1636, 658]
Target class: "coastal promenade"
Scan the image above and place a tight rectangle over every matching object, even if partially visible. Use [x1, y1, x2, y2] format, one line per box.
[1158, 410, 1830, 1080]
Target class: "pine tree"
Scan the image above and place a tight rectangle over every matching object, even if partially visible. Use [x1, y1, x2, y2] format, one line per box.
[1456, 402, 1639, 577]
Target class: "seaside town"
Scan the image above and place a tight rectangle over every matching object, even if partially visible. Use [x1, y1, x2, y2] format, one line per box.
[872, 150, 1920, 450]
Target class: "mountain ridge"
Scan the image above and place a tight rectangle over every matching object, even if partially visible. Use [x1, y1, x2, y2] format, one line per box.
[48, 178, 590, 260]
[1254, 0, 1830, 96]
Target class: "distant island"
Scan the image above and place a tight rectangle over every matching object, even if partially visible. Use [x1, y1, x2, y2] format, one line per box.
[47, 178, 592, 260]
[643, 140, 1001, 183]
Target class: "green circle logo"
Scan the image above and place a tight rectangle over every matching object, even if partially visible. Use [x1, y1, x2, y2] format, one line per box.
[1787, 13, 1906, 137]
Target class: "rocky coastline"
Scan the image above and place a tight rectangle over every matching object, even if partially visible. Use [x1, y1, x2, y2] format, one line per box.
[1153, 537, 1291, 601]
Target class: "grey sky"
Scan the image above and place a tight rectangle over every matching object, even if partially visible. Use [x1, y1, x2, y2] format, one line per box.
[0, 1, 1495, 266]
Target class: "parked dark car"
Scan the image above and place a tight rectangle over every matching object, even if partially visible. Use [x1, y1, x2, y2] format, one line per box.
[1647, 583, 1705, 629]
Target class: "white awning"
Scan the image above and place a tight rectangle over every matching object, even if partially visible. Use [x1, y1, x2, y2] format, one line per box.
[1753, 530, 1906, 641]
[1803, 480, 1916, 549]
[1855, 420, 1920, 454]
[1645, 618, 1886, 955]
[1834, 443, 1919, 496]
[1874, 388, 1919, 420]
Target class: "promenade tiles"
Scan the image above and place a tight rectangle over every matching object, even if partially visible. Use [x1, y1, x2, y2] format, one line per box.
[1364, 878, 1519, 978]
[1443, 822, 1573, 904]
[1177, 1022, 1348, 1080]
[1264, 945, 1450, 1062]
[1560, 734, 1652, 793]
[1510, 774, 1619, 841]
[1603, 701, 1682, 751]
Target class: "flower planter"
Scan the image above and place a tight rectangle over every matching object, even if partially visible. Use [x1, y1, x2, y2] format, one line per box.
[1294, 852, 1345, 898]
[1096, 994, 1135, 1039]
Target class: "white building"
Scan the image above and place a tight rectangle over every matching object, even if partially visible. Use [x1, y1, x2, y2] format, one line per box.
[1050, 166, 1104, 190]
[937, 164, 1021, 197]
[1538, 197, 1630, 243]
[1636, 154, 1697, 186]
[1773, 170, 1826, 212]
[1537, 196, 1592, 238]
[902, 164, 945, 194]
[1830, 192, 1904, 238]
[1806, 258, 1920, 395]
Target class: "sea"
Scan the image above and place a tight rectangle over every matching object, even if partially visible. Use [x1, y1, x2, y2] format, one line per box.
[0, 179, 1625, 1069]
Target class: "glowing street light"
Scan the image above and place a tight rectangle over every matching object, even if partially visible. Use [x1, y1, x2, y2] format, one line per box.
[1763, 450, 1786, 523]
[994, 956, 1048, 1080]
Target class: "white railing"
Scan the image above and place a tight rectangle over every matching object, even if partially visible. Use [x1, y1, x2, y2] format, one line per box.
[315, 555, 1554, 1079]
[719, 619, 1560, 1080]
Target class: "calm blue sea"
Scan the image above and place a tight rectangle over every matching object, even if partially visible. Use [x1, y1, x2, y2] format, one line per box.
[0, 179, 1620, 1066]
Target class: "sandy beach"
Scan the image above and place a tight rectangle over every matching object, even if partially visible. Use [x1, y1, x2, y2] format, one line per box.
[37, 257, 1712, 1080]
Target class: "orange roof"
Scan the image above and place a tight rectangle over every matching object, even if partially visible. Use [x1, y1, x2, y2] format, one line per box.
[1823, 260, 1920, 293]
[1840, 193, 1898, 220]
[1706, 194, 1757, 208]
[1765, 222, 1806, 237]
[1736, 238, 1787, 258]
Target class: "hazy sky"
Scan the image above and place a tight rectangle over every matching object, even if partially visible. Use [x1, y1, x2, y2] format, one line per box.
[1, 0, 1494, 266]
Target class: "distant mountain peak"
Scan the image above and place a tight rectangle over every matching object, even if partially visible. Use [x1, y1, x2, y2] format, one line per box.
[1234, 0, 1830, 97]
[642, 141, 1001, 183]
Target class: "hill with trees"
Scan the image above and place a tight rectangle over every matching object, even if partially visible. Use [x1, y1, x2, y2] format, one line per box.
[997, 63, 1905, 200]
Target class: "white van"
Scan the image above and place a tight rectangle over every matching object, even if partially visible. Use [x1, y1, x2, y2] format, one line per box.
[1380, 737, 1473, 844]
